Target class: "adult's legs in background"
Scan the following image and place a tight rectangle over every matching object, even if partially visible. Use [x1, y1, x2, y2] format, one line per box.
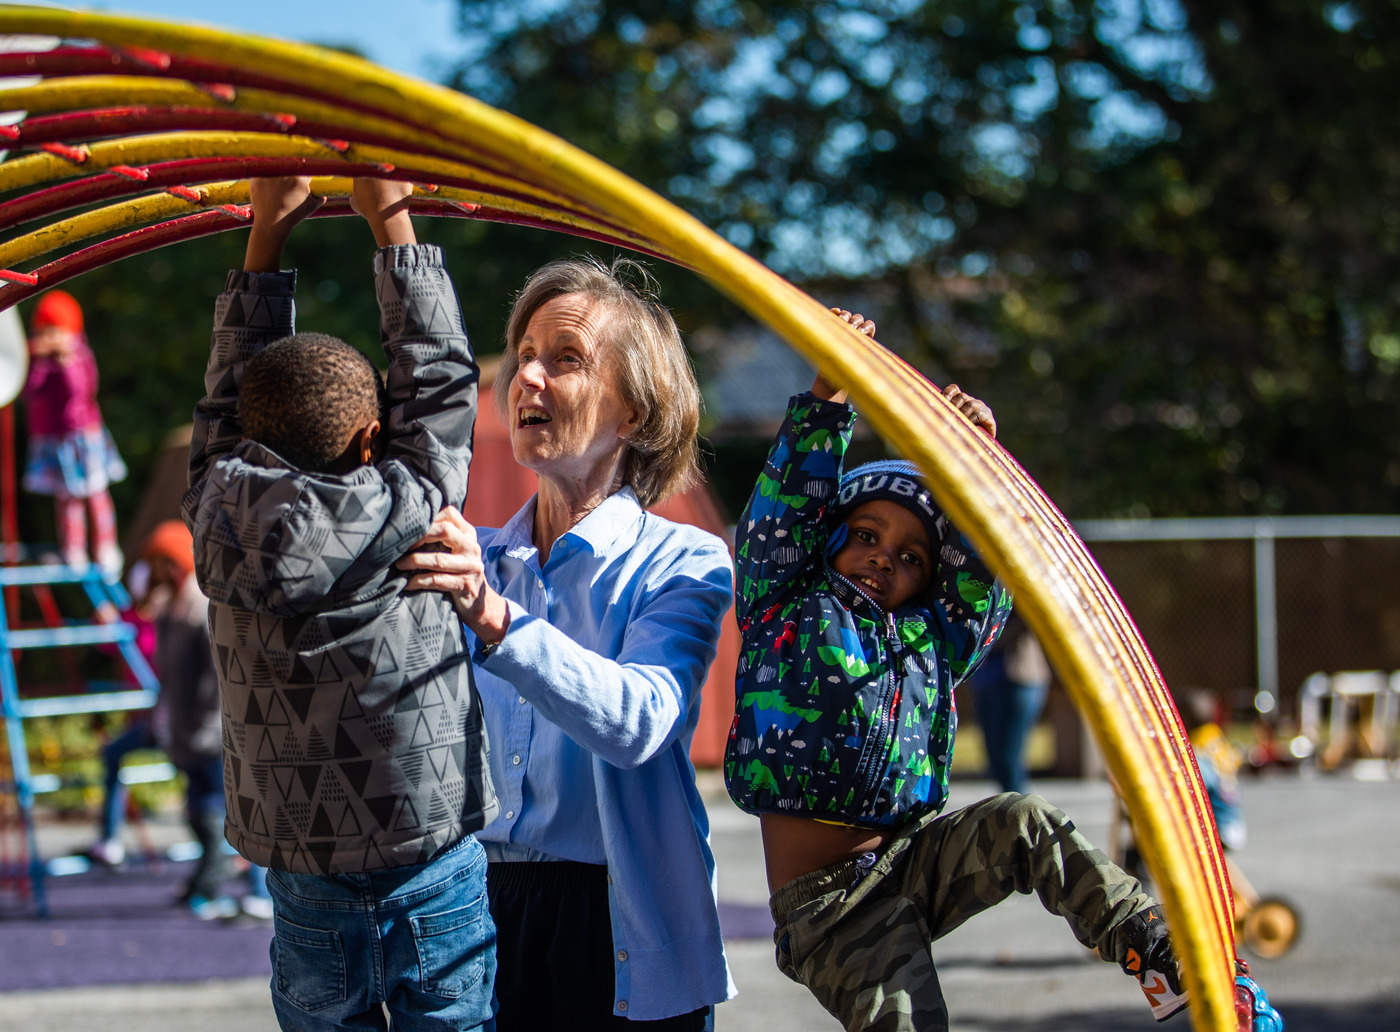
[971, 653, 1049, 795]
[88, 716, 157, 865]
[997, 679, 1049, 795]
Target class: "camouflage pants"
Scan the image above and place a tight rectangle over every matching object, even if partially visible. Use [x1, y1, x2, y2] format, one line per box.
[769, 792, 1158, 1032]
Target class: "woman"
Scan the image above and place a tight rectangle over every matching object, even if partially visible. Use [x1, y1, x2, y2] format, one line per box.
[399, 257, 735, 1031]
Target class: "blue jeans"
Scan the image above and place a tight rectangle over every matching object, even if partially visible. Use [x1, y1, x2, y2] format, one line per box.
[98, 718, 156, 840]
[182, 755, 232, 900]
[266, 836, 496, 1032]
[971, 654, 1049, 795]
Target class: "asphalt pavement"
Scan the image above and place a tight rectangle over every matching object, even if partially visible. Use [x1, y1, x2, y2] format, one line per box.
[2, 771, 1397, 1031]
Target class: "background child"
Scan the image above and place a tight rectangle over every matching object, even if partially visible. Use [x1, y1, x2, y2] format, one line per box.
[724, 311, 1277, 1030]
[21, 289, 126, 575]
[1181, 689, 1247, 850]
[140, 519, 271, 920]
[183, 176, 497, 1030]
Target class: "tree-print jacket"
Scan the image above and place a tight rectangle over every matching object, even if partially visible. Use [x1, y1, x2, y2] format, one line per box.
[724, 393, 1012, 829]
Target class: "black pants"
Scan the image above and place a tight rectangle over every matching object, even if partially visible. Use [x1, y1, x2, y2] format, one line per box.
[486, 861, 713, 1032]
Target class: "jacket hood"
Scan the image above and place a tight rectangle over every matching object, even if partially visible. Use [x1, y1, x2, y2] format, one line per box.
[190, 441, 431, 618]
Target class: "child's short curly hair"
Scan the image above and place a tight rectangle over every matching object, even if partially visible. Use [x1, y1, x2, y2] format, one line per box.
[239, 333, 385, 473]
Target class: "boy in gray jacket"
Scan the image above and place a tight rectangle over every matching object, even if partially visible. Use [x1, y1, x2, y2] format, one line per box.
[183, 176, 498, 1031]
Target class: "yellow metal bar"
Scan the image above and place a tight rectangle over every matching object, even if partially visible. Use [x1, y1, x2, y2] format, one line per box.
[0, 129, 572, 214]
[0, 10, 1238, 1027]
[0, 180, 247, 268]
[0, 178, 668, 271]
[0, 126, 654, 248]
[0, 77, 555, 198]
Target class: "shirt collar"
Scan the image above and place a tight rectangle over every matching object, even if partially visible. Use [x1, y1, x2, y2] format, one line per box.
[564, 486, 643, 558]
[483, 486, 644, 564]
[484, 496, 539, 563]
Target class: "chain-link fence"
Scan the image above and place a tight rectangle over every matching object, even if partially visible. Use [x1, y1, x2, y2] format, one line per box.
[1077, 517, 1400, 722]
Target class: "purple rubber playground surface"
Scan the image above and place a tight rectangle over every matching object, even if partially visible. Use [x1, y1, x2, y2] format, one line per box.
[0, 859, 273, 991]
[0, 859, 775, 991]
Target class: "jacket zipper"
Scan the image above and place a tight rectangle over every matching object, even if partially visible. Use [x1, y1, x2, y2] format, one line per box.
[827, 564, 903, 819]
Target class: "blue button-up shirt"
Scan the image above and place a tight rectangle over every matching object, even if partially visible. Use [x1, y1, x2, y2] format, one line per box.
[471, 487, 737, 1019]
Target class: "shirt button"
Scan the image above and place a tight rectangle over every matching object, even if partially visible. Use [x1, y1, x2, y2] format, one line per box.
[616, 1001, 628, 1013]
[518, 695, 527, 705]
[505, 810, 515, 820]
[512, 754, 522, 765]
[617, 950, 627, 962]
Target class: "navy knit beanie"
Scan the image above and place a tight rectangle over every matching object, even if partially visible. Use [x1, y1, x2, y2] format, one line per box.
[831, 459, 946, 552]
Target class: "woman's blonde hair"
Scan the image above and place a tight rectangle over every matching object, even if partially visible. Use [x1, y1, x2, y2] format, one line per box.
[497, 256, 701, 508]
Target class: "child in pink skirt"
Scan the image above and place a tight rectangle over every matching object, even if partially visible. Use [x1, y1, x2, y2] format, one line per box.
[21, 289, 127, 576]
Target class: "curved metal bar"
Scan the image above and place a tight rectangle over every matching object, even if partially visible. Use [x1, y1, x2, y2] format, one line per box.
[0, 192, 675, 310]
[0, 167, 665, 273]
[0, 129, 609, 229]
[0, 10, 1239, 1028]
[0, 77, 500, 164]
[0, 152, 644, 247]
[0, 42, 527, 176]
[0, 44, 406, 126]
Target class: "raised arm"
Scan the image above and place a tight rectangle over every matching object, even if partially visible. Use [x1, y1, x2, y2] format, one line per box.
[366, 179, 478, 512]
[187, 177, 321, 489]
[732, 307, 875, 617]
[734, 391, 855, 620]
[928, 526, 1014, 684]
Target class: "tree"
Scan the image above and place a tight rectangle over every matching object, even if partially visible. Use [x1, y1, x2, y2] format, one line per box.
[446, 0, 1400, 518]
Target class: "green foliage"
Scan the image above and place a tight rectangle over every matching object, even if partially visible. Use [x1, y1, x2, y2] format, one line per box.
[11, 2, 1399, 529]
[2, 713, 179, 817]
[445, 0, 1400, 518]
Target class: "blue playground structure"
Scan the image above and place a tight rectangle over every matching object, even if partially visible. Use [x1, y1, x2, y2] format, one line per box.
[0, 560, 158, 915]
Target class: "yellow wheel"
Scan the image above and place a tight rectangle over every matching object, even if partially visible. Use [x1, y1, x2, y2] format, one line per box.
[1241, 897, 1300, 959]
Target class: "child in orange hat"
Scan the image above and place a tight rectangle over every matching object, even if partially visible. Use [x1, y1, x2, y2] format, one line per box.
[139, 519, 271, 920]
[21, 289, 127, 576]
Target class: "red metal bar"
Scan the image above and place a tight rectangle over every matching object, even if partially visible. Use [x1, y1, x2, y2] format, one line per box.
[1, 404, 16, 620]
[439, 204, 683, 266]
[0, 157, 383, 231]
[0, 45, 492, 160]
[0, 154, 628, 237]
[7, 107, 315, 147]
[0, 199, 680, 313]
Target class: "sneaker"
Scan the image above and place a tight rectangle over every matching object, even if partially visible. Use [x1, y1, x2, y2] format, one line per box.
[86, 838, 125, 866]
[1116, 906, 1190, 1022]
[239, 895, 274, 921]
[188, 895, 239, 921]
[1235, 959, 1284, 1031]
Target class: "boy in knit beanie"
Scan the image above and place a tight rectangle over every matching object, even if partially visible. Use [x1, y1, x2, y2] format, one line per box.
[724, 311, 1281, 1031]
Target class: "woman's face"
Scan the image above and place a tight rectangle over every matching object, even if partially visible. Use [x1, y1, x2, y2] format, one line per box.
[507, 293, 639, 486]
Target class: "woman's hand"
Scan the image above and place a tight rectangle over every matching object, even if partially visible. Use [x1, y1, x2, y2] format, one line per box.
[397, 506, 511, 647]
[944, 383, 997, 439]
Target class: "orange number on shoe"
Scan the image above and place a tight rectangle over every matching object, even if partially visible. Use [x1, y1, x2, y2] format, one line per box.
[1141, 973, 1167, 1006]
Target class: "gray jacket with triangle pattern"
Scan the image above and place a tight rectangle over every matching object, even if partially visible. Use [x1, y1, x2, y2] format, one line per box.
[182, 244, 499, 874]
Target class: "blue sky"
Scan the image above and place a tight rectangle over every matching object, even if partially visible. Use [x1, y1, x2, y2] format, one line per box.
[74, 1, 462, 81]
